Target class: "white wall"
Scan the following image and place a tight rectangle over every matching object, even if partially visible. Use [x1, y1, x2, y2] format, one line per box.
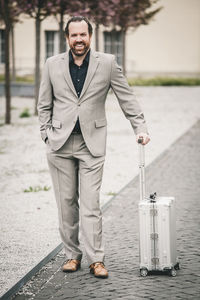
[14, 15, 60, 74]
[126, 0, 200, 76]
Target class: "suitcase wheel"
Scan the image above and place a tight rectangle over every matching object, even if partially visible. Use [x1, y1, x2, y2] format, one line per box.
[169, 268, 177, 277]
[140, 268, 148, 277]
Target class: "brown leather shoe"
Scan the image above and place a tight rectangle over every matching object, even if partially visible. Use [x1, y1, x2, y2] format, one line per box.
[62, 259, 81, 272]
[89, 262, 108, 278]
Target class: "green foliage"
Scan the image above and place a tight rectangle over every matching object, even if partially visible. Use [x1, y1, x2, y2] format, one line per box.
[24, 185, 51, 193]
[107, 191, 116, 196]
[0, 74, 34, 83]
[15, 75, 34, 83]
[1, 74, 200, 86]
[19, 108, 31, 118]
[128, 77, 200, 86]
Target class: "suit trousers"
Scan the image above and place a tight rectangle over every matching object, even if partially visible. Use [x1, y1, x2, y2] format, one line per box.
[46, 132, 105, 266]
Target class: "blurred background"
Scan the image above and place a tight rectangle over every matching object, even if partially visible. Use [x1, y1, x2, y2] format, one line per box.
[0, 0, 200, 298]
[1, 0, 200, 77]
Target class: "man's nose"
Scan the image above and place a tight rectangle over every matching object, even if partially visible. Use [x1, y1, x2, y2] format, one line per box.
[76, 35, 82, 42]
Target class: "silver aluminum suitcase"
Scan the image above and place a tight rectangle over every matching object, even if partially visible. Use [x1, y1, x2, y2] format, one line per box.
[138, 140, 180, 277]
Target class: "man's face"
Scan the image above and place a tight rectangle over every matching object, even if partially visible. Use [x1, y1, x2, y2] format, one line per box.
[67, 20, 92, 57]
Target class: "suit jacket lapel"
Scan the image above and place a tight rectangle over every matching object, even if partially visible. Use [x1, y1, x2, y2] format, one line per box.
[60, 50, 99, 101]
[60, 52, 77, 99]
[79, 50, 99, 101]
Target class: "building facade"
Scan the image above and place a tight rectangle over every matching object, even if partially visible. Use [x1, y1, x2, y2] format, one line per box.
[0, 0, 200, 78]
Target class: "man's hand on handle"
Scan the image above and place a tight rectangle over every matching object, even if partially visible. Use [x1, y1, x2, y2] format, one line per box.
[136, 133, 150, 145]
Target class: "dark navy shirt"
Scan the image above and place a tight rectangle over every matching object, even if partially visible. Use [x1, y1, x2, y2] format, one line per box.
[69, 50, 90, 133]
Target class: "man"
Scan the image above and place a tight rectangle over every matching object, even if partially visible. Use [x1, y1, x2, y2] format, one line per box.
[38, 16, 150, 279]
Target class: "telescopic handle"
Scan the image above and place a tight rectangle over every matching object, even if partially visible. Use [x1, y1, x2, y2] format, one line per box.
[138, 138, 145, 201]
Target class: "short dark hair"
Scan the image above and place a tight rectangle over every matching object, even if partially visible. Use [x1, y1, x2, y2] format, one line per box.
[65, 16, 93, 37]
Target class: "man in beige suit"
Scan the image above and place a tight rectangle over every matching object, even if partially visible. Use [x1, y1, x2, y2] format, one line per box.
[38, 16, 150, 279]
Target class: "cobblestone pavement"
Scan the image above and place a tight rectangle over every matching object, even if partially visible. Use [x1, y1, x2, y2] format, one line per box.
[14, 120, 200, 300]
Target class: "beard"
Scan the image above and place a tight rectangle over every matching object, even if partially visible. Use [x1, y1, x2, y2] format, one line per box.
[70, 42, 89, 57]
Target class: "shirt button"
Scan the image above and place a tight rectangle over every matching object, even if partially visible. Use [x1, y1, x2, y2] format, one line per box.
[77, 79, 80, 82]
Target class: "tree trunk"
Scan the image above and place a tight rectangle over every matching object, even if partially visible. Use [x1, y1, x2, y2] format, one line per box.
[122, 29, 126, 75]
[4, 3, 11, 124]
[35, 14, 41, 115]
[59, 11, 65, 53]
[11, 25, 16, 81]
[95, 24, 99, 51]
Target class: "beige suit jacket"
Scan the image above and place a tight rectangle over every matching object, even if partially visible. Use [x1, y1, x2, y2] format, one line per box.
[37, 50, 148, 157]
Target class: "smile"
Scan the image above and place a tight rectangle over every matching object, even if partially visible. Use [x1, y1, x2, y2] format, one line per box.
[75, 44, 84, 48]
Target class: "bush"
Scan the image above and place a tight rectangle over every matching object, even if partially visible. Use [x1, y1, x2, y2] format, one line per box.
[0, 74, 34, 83]
[128, 77, 200, 86]
[19, 108, 31, 118]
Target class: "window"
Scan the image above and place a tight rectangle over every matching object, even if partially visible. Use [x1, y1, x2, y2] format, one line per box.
[0, 29, 5, 63]
[104, 30, 123, 66]
[45, 31, 67, 59]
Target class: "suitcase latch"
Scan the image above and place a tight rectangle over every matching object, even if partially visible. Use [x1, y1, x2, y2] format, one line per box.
[151, 233, 158, 240]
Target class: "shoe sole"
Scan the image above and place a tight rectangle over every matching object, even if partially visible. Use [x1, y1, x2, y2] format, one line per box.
[94, 274, 108, 279]
[90, 269, 108, 279]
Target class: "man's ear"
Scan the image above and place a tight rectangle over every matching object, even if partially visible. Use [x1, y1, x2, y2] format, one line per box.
[66, 36, 69, 43]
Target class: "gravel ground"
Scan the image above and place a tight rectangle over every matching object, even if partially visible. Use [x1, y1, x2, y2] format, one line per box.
[0, 87, 200, 297]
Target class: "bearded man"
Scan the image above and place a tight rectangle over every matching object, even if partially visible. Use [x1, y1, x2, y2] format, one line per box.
[37, 16, 150, 279]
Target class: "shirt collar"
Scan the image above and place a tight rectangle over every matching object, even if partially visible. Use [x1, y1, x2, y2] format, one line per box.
[69, 49, 90, 66]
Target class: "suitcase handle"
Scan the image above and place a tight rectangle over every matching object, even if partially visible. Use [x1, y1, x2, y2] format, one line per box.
[138, 138, 145, 201]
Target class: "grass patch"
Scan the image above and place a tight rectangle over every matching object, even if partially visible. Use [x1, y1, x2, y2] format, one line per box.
[0, 74, 34, 83]
[19, 108, 31, 118]
[0, 74, 4, 82]
[1, 74, 200, 86]
[15, 75, 34, 83]
[106, 191, 117, 196]
[128, 77, 200, 86]
[24, 185, 51, 193]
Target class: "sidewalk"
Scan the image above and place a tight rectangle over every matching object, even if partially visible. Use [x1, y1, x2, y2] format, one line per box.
[14, 120, 200, 299]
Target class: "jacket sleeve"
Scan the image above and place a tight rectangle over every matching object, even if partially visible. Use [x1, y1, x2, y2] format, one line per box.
[37, 59, 53, 142]
[110, 55, 148, 135]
